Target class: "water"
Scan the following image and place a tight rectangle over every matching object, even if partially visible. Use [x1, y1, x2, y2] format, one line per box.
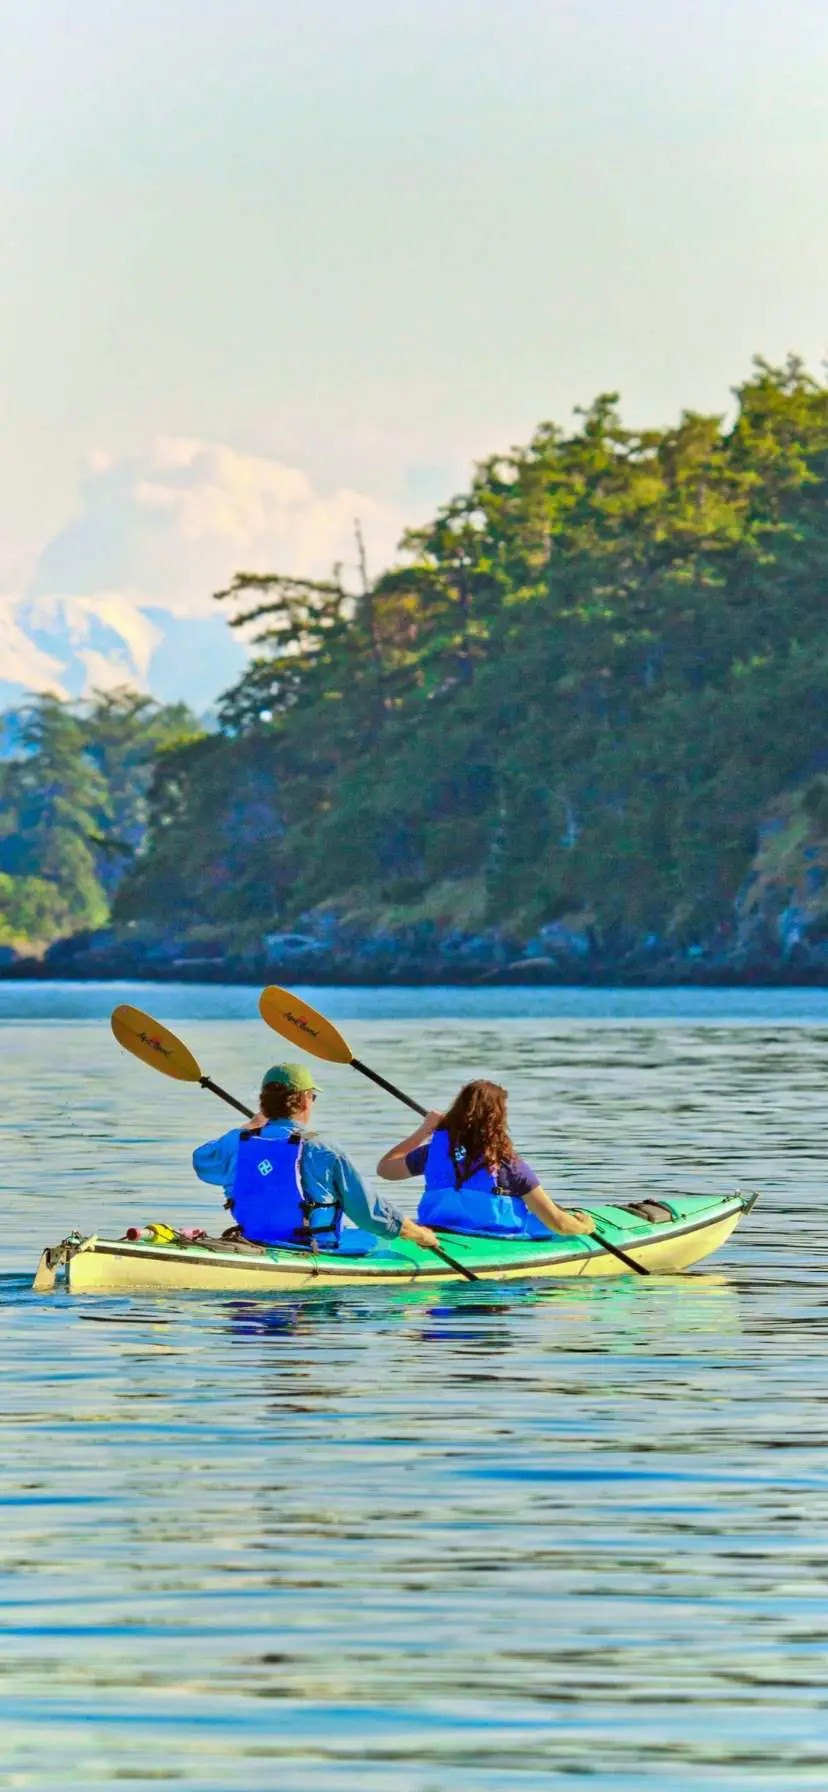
[2, 982, 828, 1789]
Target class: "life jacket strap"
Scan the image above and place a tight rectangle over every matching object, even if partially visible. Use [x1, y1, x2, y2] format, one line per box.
[294, 1135, 344, 1245]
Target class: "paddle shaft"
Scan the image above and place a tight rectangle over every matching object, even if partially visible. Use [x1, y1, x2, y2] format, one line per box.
[427, 1242, 477, 1282]
[200, 1077, 255, 1119]
[350, 1058, 427, 1117]
[594, 1233, 649, 1276]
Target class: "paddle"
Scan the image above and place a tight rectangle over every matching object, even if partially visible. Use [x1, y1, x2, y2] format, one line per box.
[258, 986, 648, 1278]
[258, 986, 478, 1280]
[111, 1004, 254, 1118]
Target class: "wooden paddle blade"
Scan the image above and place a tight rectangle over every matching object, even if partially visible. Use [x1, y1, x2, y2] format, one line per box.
[259, 986, 353, 1064]
[111, 1005, 202, 1083]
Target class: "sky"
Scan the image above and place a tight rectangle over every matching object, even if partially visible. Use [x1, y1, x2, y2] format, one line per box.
[1, 0, 826, 706]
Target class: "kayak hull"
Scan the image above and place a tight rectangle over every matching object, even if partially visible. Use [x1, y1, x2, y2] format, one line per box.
[39, 1192, 756, 1294]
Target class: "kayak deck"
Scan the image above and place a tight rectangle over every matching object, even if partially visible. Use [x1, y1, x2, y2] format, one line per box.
[35, 1191, 758, 1294]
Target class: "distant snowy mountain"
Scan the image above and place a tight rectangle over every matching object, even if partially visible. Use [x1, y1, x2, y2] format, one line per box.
[0, 593, 246, 712]
[0, 437, 403, 711]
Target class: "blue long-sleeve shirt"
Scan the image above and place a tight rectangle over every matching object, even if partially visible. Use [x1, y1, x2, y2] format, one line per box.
[192, 1118, 405, 1240]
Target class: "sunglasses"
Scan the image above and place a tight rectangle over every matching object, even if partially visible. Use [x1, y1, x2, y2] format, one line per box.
[260, 1087, 317, 1101]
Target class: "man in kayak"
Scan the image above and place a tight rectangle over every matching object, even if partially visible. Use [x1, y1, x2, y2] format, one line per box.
[193, 1061, 441, 1252]
[376, 1079, 596, 1239]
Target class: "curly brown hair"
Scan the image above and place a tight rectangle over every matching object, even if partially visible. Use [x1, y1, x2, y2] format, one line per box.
[259, 1082, 311, 1122]
[442, 1080, 515, 1187]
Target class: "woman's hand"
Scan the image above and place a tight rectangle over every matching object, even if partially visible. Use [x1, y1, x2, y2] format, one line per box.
[413, 1109, 443, 1142]
[400, 1215, 441, 1252]
[524, 1186, 598, 1237]
[377, 1110, 443, 1180]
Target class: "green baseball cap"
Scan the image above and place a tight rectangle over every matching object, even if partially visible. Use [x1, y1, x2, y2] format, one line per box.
[262, 1062, 320, 1093]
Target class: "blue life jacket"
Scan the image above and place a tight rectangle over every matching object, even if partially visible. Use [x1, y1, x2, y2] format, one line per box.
[231, 1129, 342, 1248]
[418, 1128, 531, 1236]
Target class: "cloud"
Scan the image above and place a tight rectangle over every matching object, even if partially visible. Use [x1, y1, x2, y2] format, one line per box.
[1, 438, 406, 706]
[0, 598, 68, 697]
[23, 593, 163, 683]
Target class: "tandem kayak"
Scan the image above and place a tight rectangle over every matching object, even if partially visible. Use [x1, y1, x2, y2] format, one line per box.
[34, 1190, 757, 1294]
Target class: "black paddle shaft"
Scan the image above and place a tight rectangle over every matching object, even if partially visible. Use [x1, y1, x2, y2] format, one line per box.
[350, 1058, 427, 1117]
[200, 1076, 255, 1119]
[594, 1231, 649, 1276]
[428, 1242, 477, 1283]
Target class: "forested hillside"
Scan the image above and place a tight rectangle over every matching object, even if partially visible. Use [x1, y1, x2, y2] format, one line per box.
[5, 358, 828, 980]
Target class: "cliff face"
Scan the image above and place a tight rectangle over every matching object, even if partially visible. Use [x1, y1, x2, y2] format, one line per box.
[731, 783, 828, 970]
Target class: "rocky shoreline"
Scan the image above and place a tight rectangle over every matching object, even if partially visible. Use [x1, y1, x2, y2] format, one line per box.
[3, 921, 828, 987]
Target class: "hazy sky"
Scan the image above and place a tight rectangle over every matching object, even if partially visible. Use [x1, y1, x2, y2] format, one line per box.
[1, 0, 826, 699]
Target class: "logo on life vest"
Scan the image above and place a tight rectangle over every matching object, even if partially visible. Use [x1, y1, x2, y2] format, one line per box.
[257, 1159, 274, 1176]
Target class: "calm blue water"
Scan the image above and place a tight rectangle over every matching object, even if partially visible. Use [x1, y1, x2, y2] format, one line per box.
[2, 983, 828, 1788]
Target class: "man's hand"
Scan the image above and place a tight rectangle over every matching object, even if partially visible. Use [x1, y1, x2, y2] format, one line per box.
[400, 1215, 441, 1252]
[569, 1209, 597, 1235]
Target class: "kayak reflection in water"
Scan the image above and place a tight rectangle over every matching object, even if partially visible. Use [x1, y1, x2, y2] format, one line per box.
[192, 1061, 441, 1253]
[376, 1080, 597, 1240]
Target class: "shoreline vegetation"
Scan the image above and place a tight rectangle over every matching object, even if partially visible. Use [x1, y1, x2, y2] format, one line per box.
[5, 357, 828, 989]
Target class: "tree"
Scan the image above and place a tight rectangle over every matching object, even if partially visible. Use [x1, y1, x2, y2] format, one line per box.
[0, 696, 109, 930]
[0, 688, 199, 943]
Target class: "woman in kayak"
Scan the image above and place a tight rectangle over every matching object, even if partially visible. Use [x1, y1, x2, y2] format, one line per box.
[376, 1079, 596, 1239]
